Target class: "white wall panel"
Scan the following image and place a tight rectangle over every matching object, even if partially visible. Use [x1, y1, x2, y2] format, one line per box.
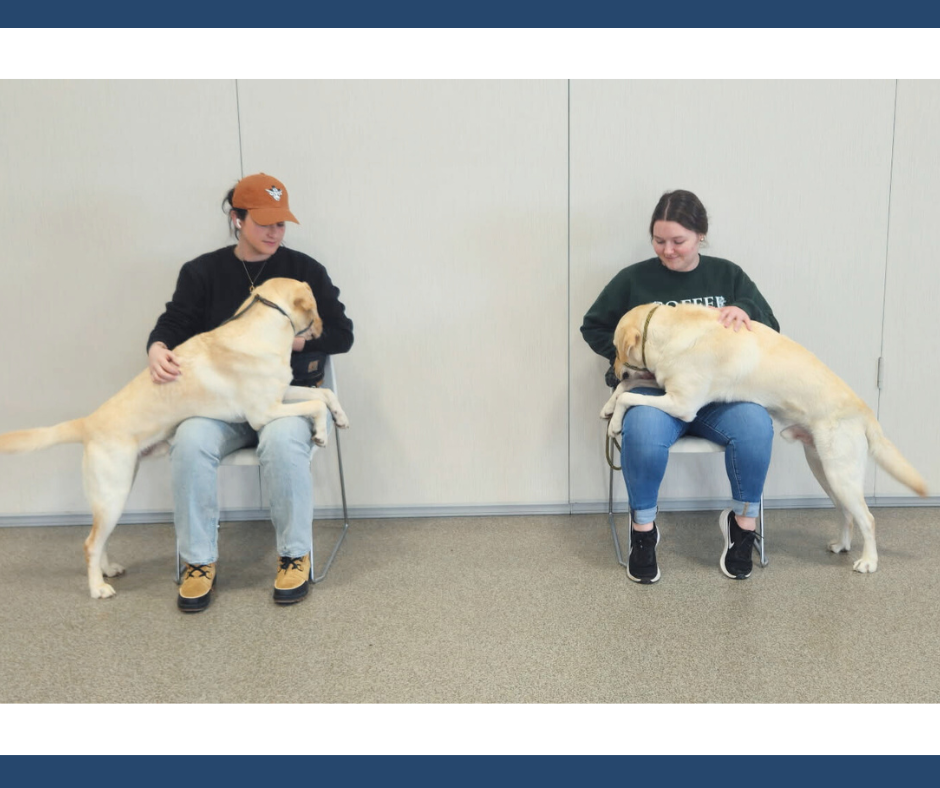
[0, 79, 934, 525]
[877, 80, 940, 498]
[569, 80, 896, 510]
[236, 80, 570, 510]
[0, 80, 240, 516]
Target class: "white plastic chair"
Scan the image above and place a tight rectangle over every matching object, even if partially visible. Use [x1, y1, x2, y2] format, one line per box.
[174, 356, 350, 584]
[606, 431, 767, 569]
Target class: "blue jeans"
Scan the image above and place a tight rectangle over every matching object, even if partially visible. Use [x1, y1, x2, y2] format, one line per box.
[170, 416, 317, 565]
[621, 388, 773, 526]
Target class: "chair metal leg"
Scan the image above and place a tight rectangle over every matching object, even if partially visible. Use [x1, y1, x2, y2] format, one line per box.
[311, 427, 350, 584]
[757, 494, 768, 567]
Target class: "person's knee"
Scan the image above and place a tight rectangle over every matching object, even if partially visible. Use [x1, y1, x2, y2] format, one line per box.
[739, 403, 774, 443]
[257, 417, 314, 460]
[722, 405, 774, 466]
[623, 406, 676, 444]
[170, 419, 225, 465]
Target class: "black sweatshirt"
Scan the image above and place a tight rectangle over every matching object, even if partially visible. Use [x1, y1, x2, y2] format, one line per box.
[147, 245, 354, 385]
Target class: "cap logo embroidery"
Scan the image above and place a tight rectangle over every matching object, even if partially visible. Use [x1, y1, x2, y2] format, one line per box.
[266, 186, 283, 201]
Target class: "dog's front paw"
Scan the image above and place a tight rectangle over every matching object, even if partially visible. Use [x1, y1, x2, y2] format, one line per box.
[313, 433, 328, 448]
[600, 390, 622, 419]
[332, 409, 350, 429]
[607, 416, 624, 439]
[828, 541, 850, 554]
[852, 557, 878, 573]
[90, 583, 117, 599]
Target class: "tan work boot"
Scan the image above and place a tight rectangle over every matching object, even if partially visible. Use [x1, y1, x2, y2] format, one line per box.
[273, 554, 311, 605]
[178, 563, 216, 613]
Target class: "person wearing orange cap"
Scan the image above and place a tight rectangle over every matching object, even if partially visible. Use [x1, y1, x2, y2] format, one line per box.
[147, 173, 354, 612]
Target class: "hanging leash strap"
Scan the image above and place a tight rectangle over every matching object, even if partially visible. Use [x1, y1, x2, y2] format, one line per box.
[606, 433, 621, 471]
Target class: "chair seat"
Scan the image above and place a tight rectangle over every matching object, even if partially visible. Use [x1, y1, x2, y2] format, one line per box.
[220, 448, 263, 466]
[670, 436, 725, 454]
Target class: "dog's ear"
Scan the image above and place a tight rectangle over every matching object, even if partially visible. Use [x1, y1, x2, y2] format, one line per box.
[293, 283, 317, 315]
[294, 283, 323, 339]
[622, 327, 642, 355]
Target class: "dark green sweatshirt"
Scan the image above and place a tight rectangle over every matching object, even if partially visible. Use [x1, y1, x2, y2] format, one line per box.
[581, 255, 779, 364]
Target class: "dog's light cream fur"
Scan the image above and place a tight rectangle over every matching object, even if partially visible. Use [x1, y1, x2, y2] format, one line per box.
[601, 302, 927, 573]
[0, 278, 349, 598]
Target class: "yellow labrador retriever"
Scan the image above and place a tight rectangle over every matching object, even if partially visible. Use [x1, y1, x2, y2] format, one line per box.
[601, 302, 926, 573]
[0, 278, 349, 599]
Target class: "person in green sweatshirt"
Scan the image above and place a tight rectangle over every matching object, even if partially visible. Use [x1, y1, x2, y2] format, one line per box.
[581, 189, 779, 585]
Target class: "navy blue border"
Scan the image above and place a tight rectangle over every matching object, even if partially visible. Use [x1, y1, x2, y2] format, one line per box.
[6, 1, 940, 28]
[3, 755, 938, 783]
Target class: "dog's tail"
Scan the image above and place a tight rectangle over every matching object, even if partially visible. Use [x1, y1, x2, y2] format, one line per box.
[866, 418, 928, 496]
[0, 419, 85, 454]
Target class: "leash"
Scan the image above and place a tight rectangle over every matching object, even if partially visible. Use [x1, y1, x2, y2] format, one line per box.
[220, 293, 314, 337]
[605, 433, 621, 471]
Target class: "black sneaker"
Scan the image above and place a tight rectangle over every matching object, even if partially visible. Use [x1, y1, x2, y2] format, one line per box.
[719, 509, 756, 579]
[627, 524, 661, 584]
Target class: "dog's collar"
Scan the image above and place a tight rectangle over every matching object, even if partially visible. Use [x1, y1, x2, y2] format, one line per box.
[622, 304, 661, 373]
[222, 294, 312, 336]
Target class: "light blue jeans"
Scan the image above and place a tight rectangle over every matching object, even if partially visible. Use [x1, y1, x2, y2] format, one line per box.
[621, 388, 773, 526]
[170, 416, 317, 565]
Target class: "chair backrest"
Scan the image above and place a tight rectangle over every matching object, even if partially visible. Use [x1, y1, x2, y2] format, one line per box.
[322, 355, 337, 397]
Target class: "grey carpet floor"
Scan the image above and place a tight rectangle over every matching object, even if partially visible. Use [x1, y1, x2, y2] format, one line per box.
[1, 507, 938, 704]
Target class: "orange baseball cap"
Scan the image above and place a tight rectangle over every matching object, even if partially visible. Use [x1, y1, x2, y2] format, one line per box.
[232, 173, 299, 225]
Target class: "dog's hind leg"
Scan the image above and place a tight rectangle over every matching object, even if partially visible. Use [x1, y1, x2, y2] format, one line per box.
[97, 455, 143, 579]
[809, 447, 856, 555]
[81, 443, 137, 598]
[783, 426, 855, 555]
[813, 427, 877, 573]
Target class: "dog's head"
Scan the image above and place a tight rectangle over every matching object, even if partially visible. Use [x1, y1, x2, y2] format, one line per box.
[289, 280, 323, 340]
[611, 304, 657, 382]
[257, 278, 323, 340]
